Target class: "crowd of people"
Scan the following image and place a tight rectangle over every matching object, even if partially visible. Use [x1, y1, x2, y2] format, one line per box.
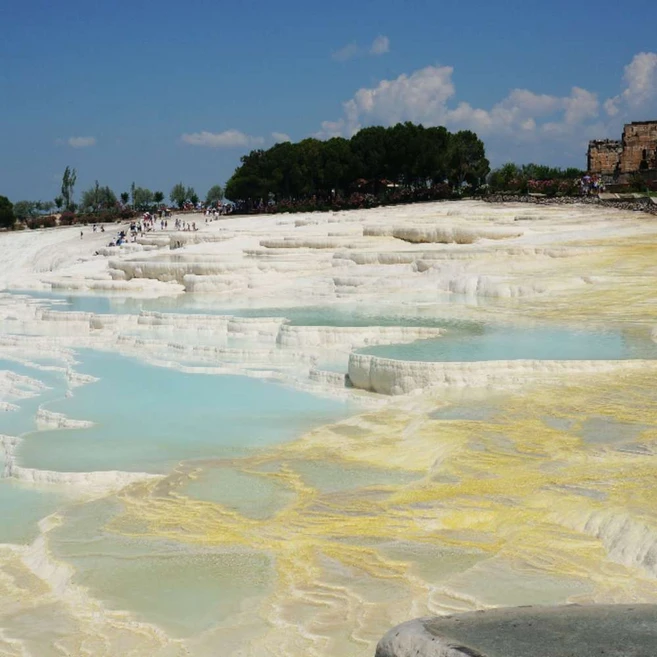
[83, 202, 237, 248]
[203, 204, 234, 218]
[580, 174, 605, 195]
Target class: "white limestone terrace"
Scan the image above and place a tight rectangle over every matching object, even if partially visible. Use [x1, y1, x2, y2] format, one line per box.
[1, 200, 656, 398]
[0, 202, 643, 302]
[2, 200, 657, 656]
[349, 352, 657, 396]
[0, 304, 448, 400]
[94, 203, 652, 305]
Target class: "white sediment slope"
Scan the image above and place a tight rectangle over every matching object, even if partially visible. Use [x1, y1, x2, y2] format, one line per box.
[348, 353, 657, 395]
[1, 201, 657, 657]
[0, 201, 655, 394]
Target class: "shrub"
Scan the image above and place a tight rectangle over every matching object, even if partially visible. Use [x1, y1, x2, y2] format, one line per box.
[26, 215, 57, 229]
[80, 208, 137, 223]
[629, 173, 648, 193]
[59, 211, 76, 226]
[527, 179, 578, 197]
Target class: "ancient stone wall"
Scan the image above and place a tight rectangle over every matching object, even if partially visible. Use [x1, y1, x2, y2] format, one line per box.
[620, 121, 657, 173]
[587, 139, 622, 175]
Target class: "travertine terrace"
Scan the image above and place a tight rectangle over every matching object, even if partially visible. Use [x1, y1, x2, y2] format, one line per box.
[1, 200, 657, 657]
[1, 200, 656, 396]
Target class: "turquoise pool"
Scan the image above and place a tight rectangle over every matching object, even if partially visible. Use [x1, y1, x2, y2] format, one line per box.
[358, 325, 657, 362]
[16, 350, 348, 474]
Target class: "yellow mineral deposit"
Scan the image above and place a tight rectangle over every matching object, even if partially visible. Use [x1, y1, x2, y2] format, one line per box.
[0, 201, 656, 657]
[105, 367, 657, 655]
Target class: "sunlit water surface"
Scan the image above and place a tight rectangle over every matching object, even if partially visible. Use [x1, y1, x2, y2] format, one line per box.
[1, 288, 656, 655]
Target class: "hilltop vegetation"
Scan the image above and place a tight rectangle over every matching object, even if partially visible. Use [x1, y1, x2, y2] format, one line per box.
[2, 121, 598, 227]
[225, 123, 490, 208]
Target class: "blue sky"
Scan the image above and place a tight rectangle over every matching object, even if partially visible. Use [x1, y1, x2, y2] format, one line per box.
[1, 0, 656, 202]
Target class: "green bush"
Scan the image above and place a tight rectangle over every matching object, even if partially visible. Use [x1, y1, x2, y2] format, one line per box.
[26, 215, 57, 229]
[0, 195, 14, 229]
[629, 173, 648, 193]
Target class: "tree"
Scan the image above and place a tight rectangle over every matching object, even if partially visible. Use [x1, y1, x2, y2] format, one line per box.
[13, 201, 38, 220]
[80, 181, 117, 212]
[350, 126, 389, 182]
[0, 196, 15, 229]
[130, 182, 136, 207]
[224, 121, 485, 205]
[170, 182, 188, 208]
[41, 201, 55, 214]
[99, 185, 117, 210]
[133, 187, 153, 210]
[319, 137, 356, 195]
[153, 191, 165, 205]
[187, 186, 199, 206]
[54, 196, 64, 211]
[422, 126, 451, 183]
[489, 163, 523, 193]
[120, 192, 130, 206]
[488, 162, 586, 194]
[205, 184, 224, 205]
[81, 181, 97, 212]
[447, 131, 490, 191]
[61, 166, 77, 212]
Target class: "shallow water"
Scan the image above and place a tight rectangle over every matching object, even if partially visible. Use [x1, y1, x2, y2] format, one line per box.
[17, 350, 348, 474]
[0, 358, 66, 437]
[359, 325, 657, 362]
[0, 345, 351, 642]
[183, 466, 295, 520]
[47, 498, 274, 638]
[0, 480, 64, 543]
[1, 278, 657, 655]
[9, 289, 484, 329]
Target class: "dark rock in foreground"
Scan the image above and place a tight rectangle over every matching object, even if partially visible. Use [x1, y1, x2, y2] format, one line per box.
[376, 605, 657, 657]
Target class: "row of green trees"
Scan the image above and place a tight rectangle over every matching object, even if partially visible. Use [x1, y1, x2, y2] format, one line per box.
[6, 168, 226, 225]
[3, 124, 597, 229]
[225, 122, 490, 202]
[488, 163, 586, 195]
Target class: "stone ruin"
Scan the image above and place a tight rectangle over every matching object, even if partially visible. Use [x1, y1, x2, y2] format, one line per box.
[587, 121, 657, 187]
[587, 139, 623, 176]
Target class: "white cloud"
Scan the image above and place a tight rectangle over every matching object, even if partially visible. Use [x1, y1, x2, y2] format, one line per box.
[622, 51, 657, 106]
[271, 132, 291, 143]
[332, 43, 359, 62]
[332, 35, 391, 62]
[324, 68, 600, 138]
[370, 35, 390, 56]
[604, 97, 620, 117]
[181, 130, 265, 148]
[563, 87, 599, 124]
[316, 120, 347, 139]
[322, 65, 456, 136]
[605, 52, 657, 117]
[67, 136, 96, 148]
[315, 53, 657, 164]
